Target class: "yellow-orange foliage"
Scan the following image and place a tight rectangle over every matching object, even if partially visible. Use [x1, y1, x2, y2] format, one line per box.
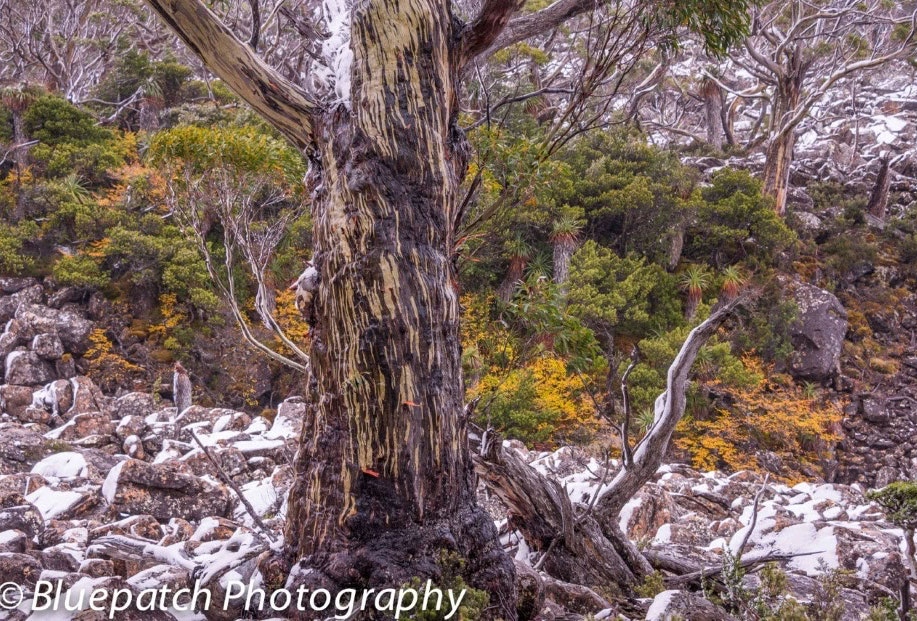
[461, 293, 597, 446]
[84, 328, 144, 392]
[273, 288, 310, 354]
[676, 356, 842, 482]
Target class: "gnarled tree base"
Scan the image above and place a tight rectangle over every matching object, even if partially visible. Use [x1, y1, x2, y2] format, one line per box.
[283, 506, 516, 621]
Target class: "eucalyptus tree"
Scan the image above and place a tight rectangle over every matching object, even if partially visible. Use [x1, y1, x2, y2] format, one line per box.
[644, 0, 917, 216]
[138, 0, 751, 615]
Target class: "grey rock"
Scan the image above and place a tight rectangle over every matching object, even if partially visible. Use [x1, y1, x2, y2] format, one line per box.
[0, 384, 35, 420]
[47, 286, 85, 309]
[4, 350, 54, 386]
[114, 392, 156, 420]
[0, 285, 44, 323]
[860, 398, 889, 424]
[0, 494, 44, 539]
[0, 552, 42, 588]
[646, 590, 735, 620]
[0, 277, 38, 295]
[31, 333, 64, 360]
[104, 459, 231, 521]
[786, 281, 848, 381]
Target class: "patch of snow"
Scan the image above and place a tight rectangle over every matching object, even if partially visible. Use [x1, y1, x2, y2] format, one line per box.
[618, 496, 642, 533]
[31, 451, 89, 480]
[101, 460, 126, 504]
[316, 0, 354, 106]
[653, 523, 672, 544]
[742, 522, 839, 575]
[26, 487, 84, 520]
[234, 479, 279, 520]
[645, 590, 679, 620]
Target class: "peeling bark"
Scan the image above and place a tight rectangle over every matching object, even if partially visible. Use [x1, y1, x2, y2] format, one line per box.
[762, 71, 802, 216]
[280, 0, 516, 615]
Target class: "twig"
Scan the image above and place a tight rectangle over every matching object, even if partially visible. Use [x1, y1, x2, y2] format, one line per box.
[620, 346, 639, 468]
[188, 429, 277, 548]
[736, 473, 770, 559]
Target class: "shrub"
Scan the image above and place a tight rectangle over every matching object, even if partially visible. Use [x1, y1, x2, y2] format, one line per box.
[567, 240, 682, 341]
[676, 356, 842, 481]
[51, 254, 109, 288]
[0, 221, 38, 274]
[689, 169, 796, 266]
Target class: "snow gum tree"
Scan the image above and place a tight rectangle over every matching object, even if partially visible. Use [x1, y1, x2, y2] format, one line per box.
[140, 0, 752, 616]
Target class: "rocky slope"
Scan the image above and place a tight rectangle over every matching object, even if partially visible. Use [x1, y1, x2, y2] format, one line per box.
[0, 272, 910, 620]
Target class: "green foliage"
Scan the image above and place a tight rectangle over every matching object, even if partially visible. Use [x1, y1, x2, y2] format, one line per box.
[554, 130, 698, 264]
[868, 481, 917, 530]
[690, 169, 796, 266]
[93, 50, 193, 115]
[52, 254, 109, 288]
[24, 95, 112, 146]
[568, 240, 681, 340]
[102, 223, 219, 312]
[0, 221, 38, 274]
[634, 571, 666, 598]
[23, 95, 124, 185]
[149, 124, 306, 186]
[653, 0, 752, 57]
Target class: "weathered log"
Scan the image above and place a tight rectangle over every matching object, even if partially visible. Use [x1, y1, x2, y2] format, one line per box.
[472, 432, 640, 587]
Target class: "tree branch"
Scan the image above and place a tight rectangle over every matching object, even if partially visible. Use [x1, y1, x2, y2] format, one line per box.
[477, 0, 600, 62]
[460, 0, 527, 66]
[144, 0, 319, 149]
[599, 296, 748, 516]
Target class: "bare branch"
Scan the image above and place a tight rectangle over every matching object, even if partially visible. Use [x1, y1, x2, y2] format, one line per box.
[599, 296, 747, 516]
[460, 0, 527, 66]
[144, 0, 320, 149]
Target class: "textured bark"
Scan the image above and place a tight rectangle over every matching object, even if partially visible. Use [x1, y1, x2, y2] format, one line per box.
[597, 299, 742, 518]
[280, 1, 515, 616]
[145, 0, 317, 149]
[701, 78, 724, 150]
[497, 258, 527, 302]
[762, 58, 803, 216]
[552, 239, 576, 287]
[867, 155, 891, 220]
[472, 432, 641, 587]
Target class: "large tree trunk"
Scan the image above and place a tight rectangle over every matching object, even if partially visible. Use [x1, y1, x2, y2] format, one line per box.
[282, 0, 515, 615]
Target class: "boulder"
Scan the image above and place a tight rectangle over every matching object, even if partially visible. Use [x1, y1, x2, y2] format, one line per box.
[0, 552, 43, 588]
[48, 412, 116, 444]
[786, 281, 848, 381]
[0, 277, 38, 295]
[103, 459, 231, 521]
[65, 376, 106, 418]
[31, 379, 74, 418]
[31, 333, 64, 360]
[114, 392, 155, 420]
[14, 303, 93, 355]
[620, 486, 678, 540]
[0, 384, 35, 419]
[0, 494, 44, 539]
[4, 350, 54, 386]
[0, 321, 24, 361]
[646, 590, 735, 621]
[0, 284, 44, 323]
